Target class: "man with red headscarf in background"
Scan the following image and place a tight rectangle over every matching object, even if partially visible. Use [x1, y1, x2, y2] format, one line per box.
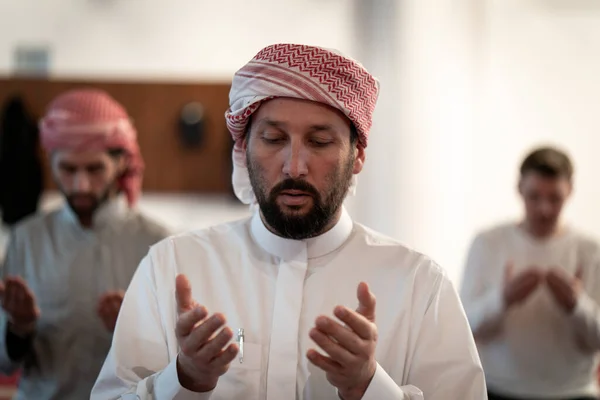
[0, 88, 170, 399]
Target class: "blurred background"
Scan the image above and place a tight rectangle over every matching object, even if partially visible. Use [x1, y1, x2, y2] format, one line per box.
[0, 0, 599, 310]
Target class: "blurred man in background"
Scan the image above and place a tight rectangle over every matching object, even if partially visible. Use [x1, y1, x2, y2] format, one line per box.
[0, 89, 170, 399]
[461, 146, 600, 400]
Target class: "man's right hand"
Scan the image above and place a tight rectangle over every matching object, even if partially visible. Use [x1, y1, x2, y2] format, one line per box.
[503, 261, 544, 309]
[0, 276, 40, 336]
[174, 274, 238, 393]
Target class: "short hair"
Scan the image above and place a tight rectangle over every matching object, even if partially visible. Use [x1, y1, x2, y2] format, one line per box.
[520, 146, 573, 180]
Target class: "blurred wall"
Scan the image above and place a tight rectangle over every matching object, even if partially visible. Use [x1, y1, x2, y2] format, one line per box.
[0, 0, 354, 80]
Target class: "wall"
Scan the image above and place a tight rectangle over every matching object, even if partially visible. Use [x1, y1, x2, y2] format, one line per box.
[0, 0, 354, 81]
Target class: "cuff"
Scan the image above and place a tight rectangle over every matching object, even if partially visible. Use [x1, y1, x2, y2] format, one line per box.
[360, 363, 423, 400]
[154, 358, 214, 400]
[571, 291, 596, 325]
[469, 286, 506, 339]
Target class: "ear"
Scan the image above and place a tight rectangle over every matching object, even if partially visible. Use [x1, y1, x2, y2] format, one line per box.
[115, 154, 129, 175]
[566, 180, 574, 197]
[353, 146, 365, 174]
[517, 177, 524, 196]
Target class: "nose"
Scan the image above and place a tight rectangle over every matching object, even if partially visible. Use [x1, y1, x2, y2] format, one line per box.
[73, 171, 91, 192]
[539, 200, 555, 217]
[282, 141, 308, 179]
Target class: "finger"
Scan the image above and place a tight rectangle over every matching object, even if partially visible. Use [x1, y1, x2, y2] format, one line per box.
[4, 280, 18, 311]
[176, 274, 195, 314]
[195, 326, 235, 363]
[7, 277, 35, 308]
[575, 264, 584, 281]
[175, 307, 208, 338]
[208, 343, 239, 371]
[309, 327, 355, 365]
[546, 274, 572, 303]
[334, 306, 376, 341]
[182, 314, 227, 354]
[109, 299, 121, 316]
[110, 295, 123, 308]
[315, 315, 361, 351]
[514, 280, 541, 301]
[547, 269, 570, 290]
[356, 282, 376, 323]
[306, 348, 343, 373]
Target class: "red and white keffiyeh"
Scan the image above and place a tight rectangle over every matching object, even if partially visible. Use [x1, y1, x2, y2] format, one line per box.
[225, 43, 380, 205]
[39, 89, 144, 207]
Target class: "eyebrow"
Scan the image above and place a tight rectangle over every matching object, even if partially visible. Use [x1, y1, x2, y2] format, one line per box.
[255, 119, 335, 133]
[255, 118, 286, 129]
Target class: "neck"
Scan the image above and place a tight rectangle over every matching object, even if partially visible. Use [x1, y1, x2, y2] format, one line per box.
[78, 215, 93, 229]
[520, 220, 562, 239]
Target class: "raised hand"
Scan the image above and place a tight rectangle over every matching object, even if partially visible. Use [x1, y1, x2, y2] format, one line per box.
[546, 265, 583, 313]
[174, 274, 238, 392]
[503, 261, 544, 309]
[97, 290, 125, 332]
[0, 276, 39, 337]
[307, 282, 378, 400]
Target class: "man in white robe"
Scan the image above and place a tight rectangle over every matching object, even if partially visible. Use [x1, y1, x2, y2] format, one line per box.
[0, 89, 170, 399]
[92, 43, 486, 400]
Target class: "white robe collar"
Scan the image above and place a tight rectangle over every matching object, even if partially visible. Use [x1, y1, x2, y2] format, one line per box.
[250, 206, 353, 261]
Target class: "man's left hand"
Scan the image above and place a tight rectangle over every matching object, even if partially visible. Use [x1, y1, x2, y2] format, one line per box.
[307, 282, 377, 400]
[546, 266, 583, 313]
[97, 290, 125, 332]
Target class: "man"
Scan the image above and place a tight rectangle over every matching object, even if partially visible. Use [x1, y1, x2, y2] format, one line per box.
[0, 89, 170, 399]
[460, 146, 600, 400]
[92, 43, 486, 399]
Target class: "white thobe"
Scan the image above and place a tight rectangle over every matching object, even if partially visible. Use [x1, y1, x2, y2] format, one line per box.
[92, 207, 486, 399]
[460, 223, 600, 398]
[0, 197, 170, 400]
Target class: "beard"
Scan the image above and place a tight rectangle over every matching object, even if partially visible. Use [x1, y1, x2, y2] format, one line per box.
[247, 153, 354, 240]
[61, 182, 115, 220]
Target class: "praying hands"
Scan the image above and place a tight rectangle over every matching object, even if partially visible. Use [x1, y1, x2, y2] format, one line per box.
[97, 290, 125, 332]
[0, 276, 39, 337]
[503, 260, 585, 314]
[546, 266, 583, 313]
[307, 282, 378, 400]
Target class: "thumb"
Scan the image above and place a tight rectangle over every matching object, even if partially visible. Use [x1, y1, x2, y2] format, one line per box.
[175, 274, 194, 314]
[356, 282, 376, 323]
[504, 260, 514, 283]
[575, 264, 584, 281]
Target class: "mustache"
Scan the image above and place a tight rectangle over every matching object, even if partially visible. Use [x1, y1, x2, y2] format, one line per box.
[270, 179, 319, 198]
[67, 193, 97, 201]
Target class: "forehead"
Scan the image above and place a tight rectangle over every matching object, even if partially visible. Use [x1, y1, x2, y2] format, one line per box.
[251, 98, 351, 130]
[53, 149, 111, 165]
[521, 172, 571, 192]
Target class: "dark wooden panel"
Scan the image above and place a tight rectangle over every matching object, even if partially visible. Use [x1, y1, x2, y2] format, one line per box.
[0, 78, 234, 193]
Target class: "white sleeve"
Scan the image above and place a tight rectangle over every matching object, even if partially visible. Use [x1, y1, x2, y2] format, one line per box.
[405, 270, 487, 399]
[358, 363, 423, 399]
[90, 252, 212, 400]
[459, 234, 506, 340]
[569, 292, 600, 350]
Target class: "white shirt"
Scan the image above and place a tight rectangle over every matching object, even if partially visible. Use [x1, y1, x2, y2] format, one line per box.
[0, 198, 170, 400]
[92, 207, 486, 400]
[460, 223, 600, 398]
